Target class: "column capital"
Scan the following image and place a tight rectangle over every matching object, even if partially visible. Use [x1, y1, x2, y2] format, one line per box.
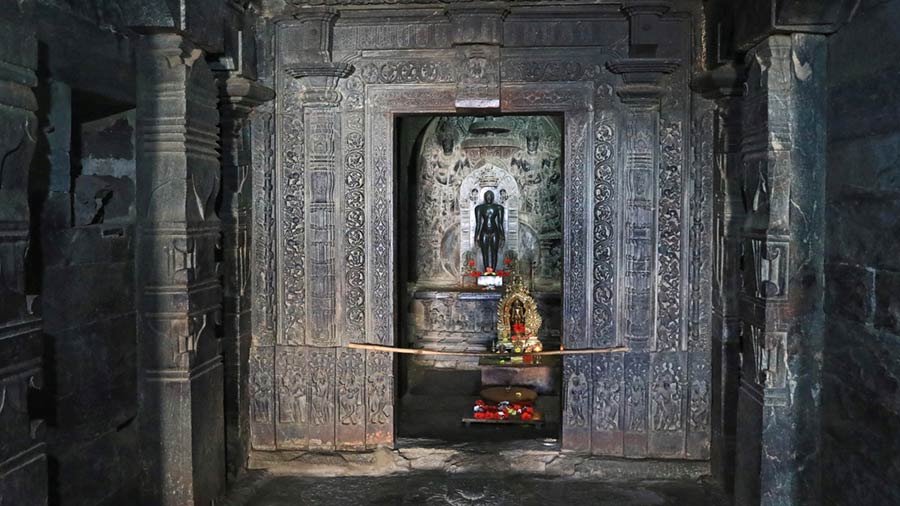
[216, 73, 275, 120]
[284, 62, 354, 107]
[286, 7, 340, 65]
[607, 58, 679, 107]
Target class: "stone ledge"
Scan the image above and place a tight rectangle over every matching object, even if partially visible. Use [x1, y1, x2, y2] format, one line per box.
[248, 440, 710, 481]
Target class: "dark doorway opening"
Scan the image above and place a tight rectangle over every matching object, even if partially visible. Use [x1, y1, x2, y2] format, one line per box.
[394, 114, 564, 445]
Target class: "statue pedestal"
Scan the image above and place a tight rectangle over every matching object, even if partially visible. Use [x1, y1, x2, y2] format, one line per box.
[408, 288, 561, 370]
[479, 356, 560, 395]
[476, 275, 503, 289]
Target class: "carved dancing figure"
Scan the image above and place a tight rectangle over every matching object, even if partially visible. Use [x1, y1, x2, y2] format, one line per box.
[474, 190, 505, 272]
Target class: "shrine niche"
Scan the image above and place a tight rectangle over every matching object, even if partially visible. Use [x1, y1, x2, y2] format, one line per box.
[413, 115, 562, 290]
[402, 114, 563, 372]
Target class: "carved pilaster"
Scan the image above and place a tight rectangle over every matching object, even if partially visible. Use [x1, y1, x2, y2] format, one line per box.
[0, 3, 45, 504]
[692, 61, 745, 492]
[135, 33, 225, 506]
[216, 73, 273, 480]
[608, 57, 678, 457]
[608, 59, 676, 352]
[285, 63, 352, 350]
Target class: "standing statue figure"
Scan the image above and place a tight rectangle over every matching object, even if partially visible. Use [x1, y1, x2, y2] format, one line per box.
[474, 190, 505, 272]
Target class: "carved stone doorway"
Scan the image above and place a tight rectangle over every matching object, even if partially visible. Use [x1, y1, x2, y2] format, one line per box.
[251, 6, 712, 461]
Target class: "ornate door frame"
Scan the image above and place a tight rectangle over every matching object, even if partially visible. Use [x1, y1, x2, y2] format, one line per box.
[363, 82, 596, 450]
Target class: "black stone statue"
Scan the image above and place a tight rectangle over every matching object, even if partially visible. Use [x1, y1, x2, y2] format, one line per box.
[474, 190, 505, 272]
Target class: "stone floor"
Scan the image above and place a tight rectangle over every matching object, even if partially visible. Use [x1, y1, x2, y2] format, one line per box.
[225, 471, 727, 506]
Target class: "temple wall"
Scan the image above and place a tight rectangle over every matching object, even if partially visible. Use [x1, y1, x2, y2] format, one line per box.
[823, 0, 900, 503]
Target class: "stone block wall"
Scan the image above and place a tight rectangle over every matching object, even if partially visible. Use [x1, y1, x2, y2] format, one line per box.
[824, 0, 900, 503]
[38, 109, 139, 506]
[42, 227, 138, 506]
[25, 19, 140, 500]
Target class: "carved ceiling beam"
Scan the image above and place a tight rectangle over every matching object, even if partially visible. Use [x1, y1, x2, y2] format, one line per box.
[716, 0, 856, 54]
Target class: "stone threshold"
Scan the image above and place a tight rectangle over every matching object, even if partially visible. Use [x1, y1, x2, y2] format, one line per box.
[248, 438, 710, 481]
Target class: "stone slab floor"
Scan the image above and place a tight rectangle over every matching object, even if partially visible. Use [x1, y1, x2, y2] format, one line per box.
[224, 471, 727, 506]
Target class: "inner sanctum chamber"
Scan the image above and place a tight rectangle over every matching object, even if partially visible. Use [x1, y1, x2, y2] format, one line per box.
[396, 114, 564, 442]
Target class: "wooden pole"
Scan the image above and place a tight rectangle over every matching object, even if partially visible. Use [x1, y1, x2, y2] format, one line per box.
[347, 342, 629, 357]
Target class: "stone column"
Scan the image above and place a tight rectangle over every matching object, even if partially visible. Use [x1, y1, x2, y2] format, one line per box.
[135, 33, 225, 506]
[0, 2, 45, 504]
[733, 34, 826, 506]
[607, 58, 677, 457]
[692, 62, 745, 495]
[216, 74, 273, 479]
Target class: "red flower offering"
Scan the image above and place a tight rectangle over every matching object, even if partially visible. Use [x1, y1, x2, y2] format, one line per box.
[468, 260, 476, 267]
[505, 258, 512, 265]
[513, 322, 526, 334]
[470, 271, 481, 277]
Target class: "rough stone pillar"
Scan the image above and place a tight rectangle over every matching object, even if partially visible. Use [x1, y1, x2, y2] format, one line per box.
[0, 1, 45, 503]
[216, 74, 273, 479]
[733, 34, 826, 506]
[692, 63, 745, 495]
[607, 57, 677, 456]
[135, 33, 225, 506]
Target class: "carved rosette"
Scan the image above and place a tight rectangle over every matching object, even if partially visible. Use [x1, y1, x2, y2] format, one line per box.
[342, 111, 366, 339]
[657, 119, 683, 351]
[592, 113, 616, 346]
[280, 78, 307, 344]
[252, 101, 277, 340]
[689, 105, 714, 352]
[359, 60, 457, 84]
